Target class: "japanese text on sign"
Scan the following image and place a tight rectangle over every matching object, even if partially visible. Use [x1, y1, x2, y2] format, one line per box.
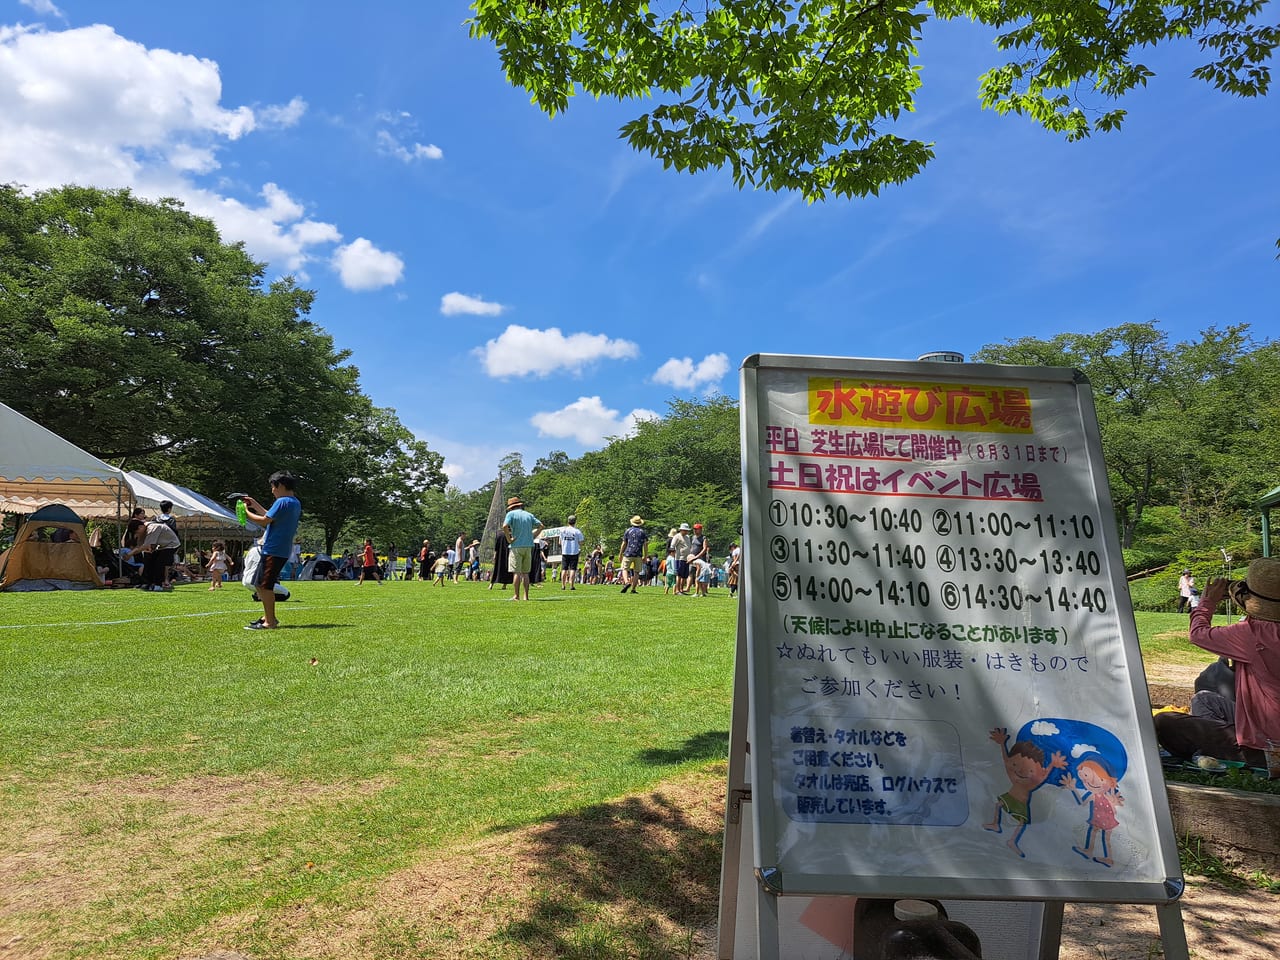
[809, 379, 1033, 433]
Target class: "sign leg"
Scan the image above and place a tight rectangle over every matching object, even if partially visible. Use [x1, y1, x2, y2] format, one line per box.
[1036, 901, 1063, 960]
[1156, 902, 1190, 960]
[717, 613, 751, 958]
[756, 881, 781, 960]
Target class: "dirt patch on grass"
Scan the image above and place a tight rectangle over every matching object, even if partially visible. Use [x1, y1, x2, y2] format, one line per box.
[191, 767, 727, 960]
[5, 764, 1279, 960]
[185, 766, 1280, 960]
[1060, 877, 1280, 960]
[1143, 661, 1202, 688]
[0, 774, 383, 960]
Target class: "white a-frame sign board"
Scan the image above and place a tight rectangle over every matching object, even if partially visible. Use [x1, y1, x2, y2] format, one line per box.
[729, 354, 1187, 959]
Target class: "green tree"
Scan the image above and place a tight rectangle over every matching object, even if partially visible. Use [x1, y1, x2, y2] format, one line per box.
[468, 0, 1277, 202]
[533, 450, 571, 474]
[975, 321, 1280, 554]
[648, 482, 742, 559]
[303, 403, 448, 555]
[0, 185, 359, 492]
[0, 185, 448, 536]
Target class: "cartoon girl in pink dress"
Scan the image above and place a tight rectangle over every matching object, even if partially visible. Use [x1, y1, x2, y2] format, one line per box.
[1065, 757, 1124, 866]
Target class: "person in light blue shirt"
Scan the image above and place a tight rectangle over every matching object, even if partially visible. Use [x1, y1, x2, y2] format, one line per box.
[501, 495, 543, 602]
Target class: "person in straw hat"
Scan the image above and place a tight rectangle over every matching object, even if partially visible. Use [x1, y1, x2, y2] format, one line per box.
[501, 495, 543, 601]
[1154, 558, 1280, 768]
[617, 515, 649, 594]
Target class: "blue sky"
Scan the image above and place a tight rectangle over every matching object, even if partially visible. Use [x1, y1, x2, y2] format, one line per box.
[3, 2, 1277, 490]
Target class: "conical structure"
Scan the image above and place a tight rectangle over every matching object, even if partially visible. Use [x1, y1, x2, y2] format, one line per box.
[479, 474, 505, 564]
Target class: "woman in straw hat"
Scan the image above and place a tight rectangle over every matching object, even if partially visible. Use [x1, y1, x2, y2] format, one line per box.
[1154, 558, 1280, 768]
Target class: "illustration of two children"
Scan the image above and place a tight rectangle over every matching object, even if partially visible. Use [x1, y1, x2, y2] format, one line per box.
[984, 726, 1124, 866]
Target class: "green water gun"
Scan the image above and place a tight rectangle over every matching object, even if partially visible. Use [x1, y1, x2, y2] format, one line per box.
[229, 493, 250, 527]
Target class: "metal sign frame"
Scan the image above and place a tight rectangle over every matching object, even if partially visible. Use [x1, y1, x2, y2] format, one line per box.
[733, 354, 1185, 948]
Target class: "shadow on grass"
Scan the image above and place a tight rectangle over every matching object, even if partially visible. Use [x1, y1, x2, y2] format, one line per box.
[496, 774, 725, 958]
[637, 730, 729, 766]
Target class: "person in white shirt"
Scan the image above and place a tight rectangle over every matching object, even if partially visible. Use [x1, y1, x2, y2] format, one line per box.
[558, 515, 585, 590]
[1177, 569, 1196, 613]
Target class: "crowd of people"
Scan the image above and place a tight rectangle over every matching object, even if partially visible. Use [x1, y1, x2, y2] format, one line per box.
[298, 500, 743, 602]
[90, 479, 1280, 772]
[107, 482, 746, 631]
[88, 469, 1280, 790]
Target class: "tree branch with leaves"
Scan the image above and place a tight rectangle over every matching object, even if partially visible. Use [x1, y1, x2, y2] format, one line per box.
[469, 0, 1277, 203]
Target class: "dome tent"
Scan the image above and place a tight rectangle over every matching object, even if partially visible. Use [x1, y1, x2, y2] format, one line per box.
[0, 503, 104, 591]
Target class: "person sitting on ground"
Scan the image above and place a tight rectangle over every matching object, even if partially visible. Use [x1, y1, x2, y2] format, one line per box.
[1154, 558, 1280, 767]
[1195, 655, 1236, 701]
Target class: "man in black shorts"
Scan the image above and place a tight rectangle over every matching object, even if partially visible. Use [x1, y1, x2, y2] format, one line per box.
[559, 514, 584, 590]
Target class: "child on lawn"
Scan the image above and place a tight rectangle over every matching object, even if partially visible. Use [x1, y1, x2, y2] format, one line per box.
[207, 540, 228, 590]
[432, 552, 450, 585]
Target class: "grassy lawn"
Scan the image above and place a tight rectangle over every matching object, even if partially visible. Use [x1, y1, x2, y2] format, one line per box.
[1130, 610, 1223, 670]
[0, 582, 1209, 959]
[0, 580, 738, 959]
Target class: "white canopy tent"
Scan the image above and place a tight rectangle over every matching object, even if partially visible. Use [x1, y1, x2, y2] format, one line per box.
[1, 402, 256, 539]
[126, 470, 257, 539]
[0, 402, 130, 517]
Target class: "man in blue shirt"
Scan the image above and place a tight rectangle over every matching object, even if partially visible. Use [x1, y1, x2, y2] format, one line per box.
[501, 495, 543, 602]
[240, 470, 302, 630]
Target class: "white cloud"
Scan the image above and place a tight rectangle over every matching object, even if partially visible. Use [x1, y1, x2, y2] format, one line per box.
[477, 325, 640, 378]
[258, 95, 307, 128]
[166, 143, 218, 174]
[376, 129, 442, 163]
[652, 353, 731, 390]
[261, 181, 304, 221]
[531, 397, 660, 446]
[332, 237, 404, 291]
[0, 24, 255, 187]
[19, 0, 64, 18]
[0, 24, 391, 292]
[441, 292, 505, 316]
[179, 182, 341, 273]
